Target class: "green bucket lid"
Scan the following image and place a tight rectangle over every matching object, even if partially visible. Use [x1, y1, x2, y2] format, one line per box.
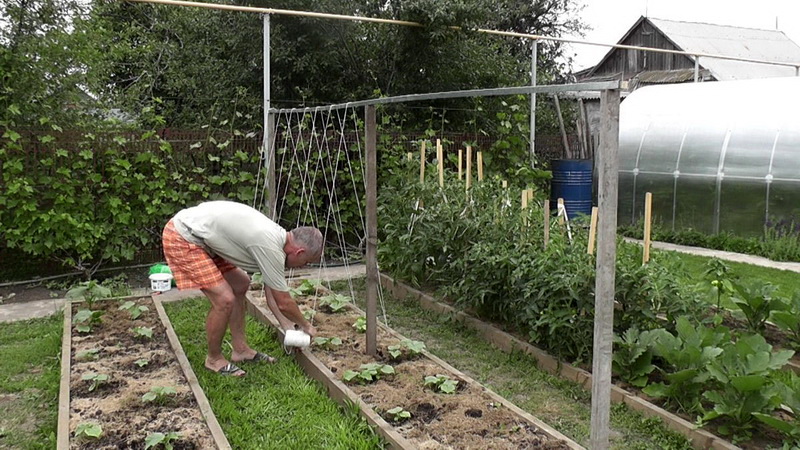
[149, 263, 172, 275]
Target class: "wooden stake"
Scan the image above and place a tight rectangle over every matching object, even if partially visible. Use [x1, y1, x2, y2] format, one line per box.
[521, 190, 529, 227]
[502, 180, 508, 189]
[526, 189, 534, 203]
[521, 190, 528, 209]
[477, 151, 483, 181]
[458, 149, 463, 181]
[587, 206, 599, 255]
[466, 146, 472, 191]
[419, 141, 426, 184]
[437, 139, 444, 188]
[558, 198, 565, 225]
[407, 152, 412, 161]
[543, 199, 550, 249]
[643, 192, 653, 264]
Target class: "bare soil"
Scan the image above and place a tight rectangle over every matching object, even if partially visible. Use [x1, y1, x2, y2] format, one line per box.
[68, 297, 216, 449]
[252, 285, 572, 450]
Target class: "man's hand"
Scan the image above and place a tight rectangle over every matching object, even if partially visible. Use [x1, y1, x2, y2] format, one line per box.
[301, 324, 317, 338]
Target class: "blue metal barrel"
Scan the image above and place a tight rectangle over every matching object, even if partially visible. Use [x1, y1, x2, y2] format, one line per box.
[550, 159, 594, 219]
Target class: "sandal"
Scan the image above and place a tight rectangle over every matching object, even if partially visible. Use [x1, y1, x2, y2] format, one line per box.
[237, 352, 277, 364]
[207, 362, 246, 377]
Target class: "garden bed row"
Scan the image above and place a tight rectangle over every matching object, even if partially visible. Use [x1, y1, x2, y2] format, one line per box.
[57, 296, 229, 450]
[245, 286, 583, 449]
[379, 274, 741, 450]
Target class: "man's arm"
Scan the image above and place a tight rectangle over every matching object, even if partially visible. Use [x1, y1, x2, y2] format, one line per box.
[270, 288, 317, 337]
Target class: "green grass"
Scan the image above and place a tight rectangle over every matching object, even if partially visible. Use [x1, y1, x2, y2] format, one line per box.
[163, 298, 383, 450]
[336, 279, 692, 450]
[667, 250, 800, 298]
[0, 314, 62, 450]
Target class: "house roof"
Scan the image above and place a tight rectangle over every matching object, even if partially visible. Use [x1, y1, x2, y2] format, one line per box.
[648, 18, 800, 80]
[584, 16, 800, 81]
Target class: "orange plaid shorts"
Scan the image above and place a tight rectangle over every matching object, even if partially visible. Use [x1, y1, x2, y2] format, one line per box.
[161, 219, 237, 290]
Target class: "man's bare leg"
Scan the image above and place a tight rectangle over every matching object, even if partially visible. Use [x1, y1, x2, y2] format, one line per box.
[201, 280, 245, 376]
[222, 269, 263, 362]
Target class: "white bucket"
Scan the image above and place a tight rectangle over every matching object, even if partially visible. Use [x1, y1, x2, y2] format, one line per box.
[149, 273, 173, 292]
[284, 329, 311, 348]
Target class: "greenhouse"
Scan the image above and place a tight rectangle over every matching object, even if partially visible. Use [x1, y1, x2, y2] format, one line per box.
[617, 76, 800, 236]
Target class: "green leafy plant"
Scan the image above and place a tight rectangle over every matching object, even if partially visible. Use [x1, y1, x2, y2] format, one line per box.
[702, 258, 736, 311]
[352, 316, 367, 333]
[74, 422, 103, 439]
[424, 374, 459, 394]
[290, 279, 323, 298]
[81, 371, 109, 392]
[67, 280, 111, 309]
[145, 431, 181, 450]
[385, 406, 411, 422]
[119, 300, 149, 320]
[753, 370, 800, 446]
[73, 309, 104, 333]
[319, 293, 351, 313]
[142, 386, 177, 404]
[313, 336, 343, 350]
[342, 363, 395, 384]
[612, 327, 658, 388]
[134, 358, 150, 368]
[133, 326, 154, 339]
[769, 290, 800, 349]
[642, 317, 728, 414]
[302, 309, 317, 321]
[387, 339, 426, 360]
[730, 280, 788, 334]
[75, 348, 100, 361]
[700, 334, 793, 442]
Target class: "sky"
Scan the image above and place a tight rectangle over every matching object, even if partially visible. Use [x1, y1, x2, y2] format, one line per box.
[568, 0, 800, 70]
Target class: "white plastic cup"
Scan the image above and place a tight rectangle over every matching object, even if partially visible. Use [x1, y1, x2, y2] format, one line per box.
[284, 329, 311, 348]
[149, 273, 173, 292]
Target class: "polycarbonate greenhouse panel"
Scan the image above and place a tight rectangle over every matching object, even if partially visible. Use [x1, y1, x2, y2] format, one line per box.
[618, 77, 800, 237]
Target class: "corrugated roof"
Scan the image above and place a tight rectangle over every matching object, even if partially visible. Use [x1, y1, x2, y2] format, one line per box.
[648, 18, 800, 80]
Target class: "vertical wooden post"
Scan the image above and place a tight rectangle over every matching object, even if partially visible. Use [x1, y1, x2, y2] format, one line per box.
[526, 189, 534, 203]
[521, 190, 529, 226]
[419, 141, 426, 184]
[557, 198, 565, 225]
[437, 139, 444, 188]
[643, 192, 653, 264]
[466, 145, 472, 192]
[587, 206, 599, 255]
[477, 151, 484, 182]
[365, 105, 378, 357]
[502, 180, 508, 189]
[543, 199, 550, 249]
[407, 152, 412, 161]
[591, 88, 620, 450]
[458, 149, 463, 180]
[265, 112, 277, 220]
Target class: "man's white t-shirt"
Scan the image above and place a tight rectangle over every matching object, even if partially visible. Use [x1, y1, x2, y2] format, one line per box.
[172, 201, 289, 292]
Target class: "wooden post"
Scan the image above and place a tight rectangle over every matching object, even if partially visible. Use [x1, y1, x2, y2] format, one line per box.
[591, 88, 620, 450]
[419, 141, 426, 184]
[458, 149, 463, 180]
[437, 139, 444, 188]
[526, 189, 534, 203]
[587, 206, 599, 255]
[557, 198, 565, 225]
[553, 94, 571, 159]
[477, 151, 483, 181]
[643, 192, 653, 264]
[521, 190, 529, 227]
[265, 112, 277, 220]
[466, 145, 472, 192]
[365, 105, 378, 357]
[407, 152, 412, 161]
[543, 199, 550, 249]
[502, 180, 508, 189]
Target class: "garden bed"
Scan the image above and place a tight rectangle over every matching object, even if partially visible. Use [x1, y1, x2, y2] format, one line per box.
[246, 285, 581, 449]
[58, 296, 229, 449]
[378, 275, 743, 450]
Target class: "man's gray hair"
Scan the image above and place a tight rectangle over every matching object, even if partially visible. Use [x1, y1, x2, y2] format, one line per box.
[290, 226, 324, 260]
